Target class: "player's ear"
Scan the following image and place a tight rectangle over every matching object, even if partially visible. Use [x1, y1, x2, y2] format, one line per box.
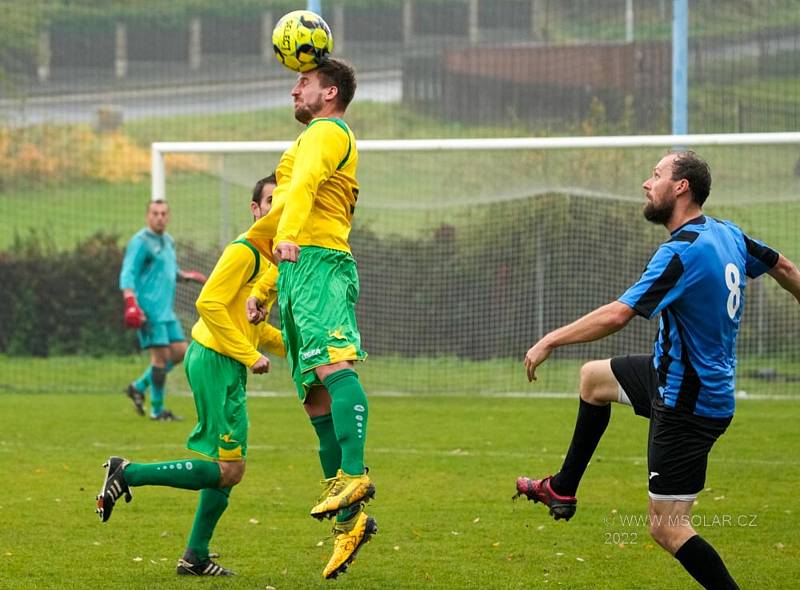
[324, 84, 339, 102]
[675, 178, 690, 197]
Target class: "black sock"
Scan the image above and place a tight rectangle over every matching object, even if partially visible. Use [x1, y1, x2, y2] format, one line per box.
[550, 399, 610, 496]
[674, 535, 739, 590]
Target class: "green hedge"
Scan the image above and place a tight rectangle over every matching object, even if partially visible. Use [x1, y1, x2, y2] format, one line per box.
[2, 198, 796, 360]
[0, 231, 134, 356]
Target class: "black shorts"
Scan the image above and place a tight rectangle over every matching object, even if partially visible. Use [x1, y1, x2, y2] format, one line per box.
[610, 355, 731, 498]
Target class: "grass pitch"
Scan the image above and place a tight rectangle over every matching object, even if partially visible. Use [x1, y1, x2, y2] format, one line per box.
[1, 386, 798, 589]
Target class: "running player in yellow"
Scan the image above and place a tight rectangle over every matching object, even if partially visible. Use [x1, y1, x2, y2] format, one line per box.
[96, 176, 283, 577]
[245, 58, 376, 580]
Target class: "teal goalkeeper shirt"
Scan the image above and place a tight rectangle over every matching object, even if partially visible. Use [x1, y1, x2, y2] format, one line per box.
[119, 228, 179, 323]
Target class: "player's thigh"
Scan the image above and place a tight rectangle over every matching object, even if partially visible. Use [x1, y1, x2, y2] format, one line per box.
[316, 361, 354, 382]
[169, 339, 188, 363]
[139, 321, 170, 352]
[185, 343, 249, 462]
[579, 359, 620, 404]
[609, 354, 658, 417]
[646, 409, 729, 500]
[285, 248, 366, 370]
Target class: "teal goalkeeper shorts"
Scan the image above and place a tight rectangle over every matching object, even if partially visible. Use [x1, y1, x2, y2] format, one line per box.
[277, 246, 367, 401]
[137, 319, 185, 349]
[184, 341, 249, 461]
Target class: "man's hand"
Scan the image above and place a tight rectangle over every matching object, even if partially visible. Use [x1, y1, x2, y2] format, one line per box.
[181, 270, 207, 284]
[524, 340, 553, 383]
[273, 241, 300, 263]
[123, 295, 146, 329]
[250, 355, 271, 374]
[246, 296, 267, 324]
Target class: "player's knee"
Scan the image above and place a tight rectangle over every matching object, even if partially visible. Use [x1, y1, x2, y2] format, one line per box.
[649, 520, 683, 553]
[304, 385, 332, 418]
[579, 363, 606, 404]
[171, 342, 187, 364]
[218, 461, 246, 487]
[649, 521, 666, 547]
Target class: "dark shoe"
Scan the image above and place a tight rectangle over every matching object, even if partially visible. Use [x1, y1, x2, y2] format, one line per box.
[514, 475, 577, 521]
[150, 409, 182, 422]
[176, 549, 234, 576]
[95, 456, 132, 522]
[124, 383, 145, 416]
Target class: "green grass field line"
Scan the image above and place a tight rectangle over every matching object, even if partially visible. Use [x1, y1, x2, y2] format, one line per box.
[0, 393, 797, 589]
[2, 354, 799, 398]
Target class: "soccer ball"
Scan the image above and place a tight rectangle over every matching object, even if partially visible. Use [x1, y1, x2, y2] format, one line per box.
[272, 10, 333, 73]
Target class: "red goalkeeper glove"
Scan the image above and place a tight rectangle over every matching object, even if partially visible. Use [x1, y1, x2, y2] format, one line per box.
[181, 270, 207, 284]
[123, 295, 145, 329]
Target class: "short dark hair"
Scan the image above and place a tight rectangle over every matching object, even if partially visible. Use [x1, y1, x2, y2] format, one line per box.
[251, 173, 277, 204]
[315, 57, 357, 110]
[670, 151, 712, 206]
[147, 199, 168, 211]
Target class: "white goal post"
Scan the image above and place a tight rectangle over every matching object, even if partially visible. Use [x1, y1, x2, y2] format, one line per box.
[150, 132, 800, 200]
[153, 131, 800, 396]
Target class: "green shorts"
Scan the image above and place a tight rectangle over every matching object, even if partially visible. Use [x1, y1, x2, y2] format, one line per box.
[184, 341, 249, 461]
[138, 319, 185, 349]
[277, 246, 367, 400]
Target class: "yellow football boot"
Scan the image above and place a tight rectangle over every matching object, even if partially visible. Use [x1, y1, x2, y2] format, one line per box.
[322, 508, 378, 579]
[316, 475, 337, 504]
[310, 468, 375, 521]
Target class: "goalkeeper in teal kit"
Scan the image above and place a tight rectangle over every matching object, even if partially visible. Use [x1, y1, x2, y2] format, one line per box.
[119, 199, 206, 420]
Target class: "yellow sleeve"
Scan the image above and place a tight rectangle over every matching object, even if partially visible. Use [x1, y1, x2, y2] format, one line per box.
[275, 122, 350, 245]
[195, 243, 261, 367]
[259, 323, 285, 357]
[249, 261, 279, 302]
[245, 199, 283, 258]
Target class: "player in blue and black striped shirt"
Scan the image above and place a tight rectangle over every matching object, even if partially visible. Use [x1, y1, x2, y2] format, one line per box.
[514, 151, 800, 590]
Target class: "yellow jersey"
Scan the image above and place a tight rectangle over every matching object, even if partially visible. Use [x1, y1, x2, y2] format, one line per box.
[246, 117, 359, 257]
[191, 235, 284, 367]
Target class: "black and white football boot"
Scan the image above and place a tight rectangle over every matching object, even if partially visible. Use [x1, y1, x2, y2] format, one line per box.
[95, 456, 132, 522]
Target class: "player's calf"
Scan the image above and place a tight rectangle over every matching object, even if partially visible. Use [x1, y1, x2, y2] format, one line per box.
[514, 475, 577, 521]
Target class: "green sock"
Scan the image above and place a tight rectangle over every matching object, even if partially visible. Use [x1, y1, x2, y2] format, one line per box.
[187, 487, 231, 561]
[336, 503, 361, 523]
[136, 361, 173, 396]
[133, 366, 152, 393]
[310, 413, 342, 479]
[150, 365, 167, 416]
[323, 369, 368, 476]
[123, 459, 220, 490]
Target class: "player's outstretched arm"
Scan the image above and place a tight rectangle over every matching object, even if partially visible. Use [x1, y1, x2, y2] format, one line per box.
[768, 253, 800, 304]
[524, 301, 636, 382]
[179, 270, 207, 284]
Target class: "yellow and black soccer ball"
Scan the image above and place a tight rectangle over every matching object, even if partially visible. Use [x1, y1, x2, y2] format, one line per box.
[272, 10, 333, 72]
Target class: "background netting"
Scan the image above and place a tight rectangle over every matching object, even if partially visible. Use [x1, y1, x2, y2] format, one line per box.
[1, 1, 799, 396]
[123, 144, 800, 395]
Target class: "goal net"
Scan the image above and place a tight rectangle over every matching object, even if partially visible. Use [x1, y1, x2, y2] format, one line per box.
[155, 133, 800, 397]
